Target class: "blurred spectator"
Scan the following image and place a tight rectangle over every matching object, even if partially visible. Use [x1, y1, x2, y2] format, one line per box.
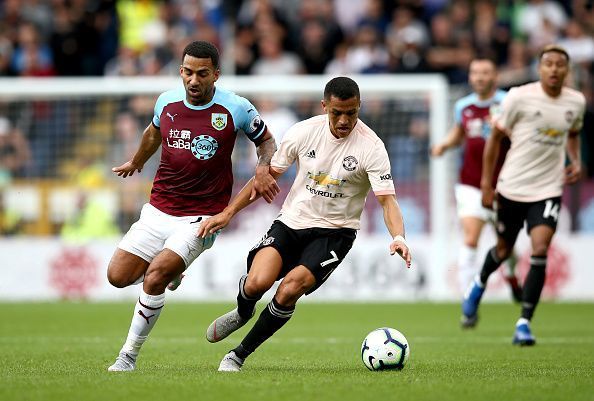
[333, 0, 367, 35]
[251, 36, 304, 75]
[425, 12, 474, 83]
[324, 42, 351, 75]
[0, 117, 31, 185]
[345, 24, 389, 73]
[0, 191, 24, 235]
[0, 27, 13, 76]
[515, 0, 568, 55]
[256, 98, 298, 144]
[498, 39, 534, 88]
[356, 0, 390, 35]
[11, 22, 54, 76]
[558, 19, 594, 67]
[472, 0, 509, 62]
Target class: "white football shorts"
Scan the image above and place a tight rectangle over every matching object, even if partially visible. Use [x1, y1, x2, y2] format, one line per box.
[118, 203, 218, 268]
[454, 184, 495, 222]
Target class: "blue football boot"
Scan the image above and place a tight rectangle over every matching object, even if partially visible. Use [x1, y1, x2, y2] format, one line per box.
[461, 278, 485, 328]
[512, 322, 536, 346]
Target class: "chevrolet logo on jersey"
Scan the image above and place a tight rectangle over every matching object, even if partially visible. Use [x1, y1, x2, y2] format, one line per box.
[308, 171, 345, 188]
[538, 127, 563, 137]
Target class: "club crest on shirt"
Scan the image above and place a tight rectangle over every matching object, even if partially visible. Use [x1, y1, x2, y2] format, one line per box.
[565, 110, 574, 123]
[342, 156, 358, 171]
[211, 113, 227, 130]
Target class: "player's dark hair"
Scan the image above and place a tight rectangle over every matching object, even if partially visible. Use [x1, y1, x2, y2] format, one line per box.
[324, 77, 360, 101]
[539, 44, 570, 63]
[182, 41, 220, 69]
[470, 57, 497, 69]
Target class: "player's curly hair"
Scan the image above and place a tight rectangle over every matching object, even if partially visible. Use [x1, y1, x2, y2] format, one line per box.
[182, 41, 220, 69]
[324, 77, 360, 101]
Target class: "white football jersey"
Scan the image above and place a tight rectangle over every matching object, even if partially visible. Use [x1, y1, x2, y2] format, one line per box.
[494, 82, 585, 202]
[271, 115, 395, 230]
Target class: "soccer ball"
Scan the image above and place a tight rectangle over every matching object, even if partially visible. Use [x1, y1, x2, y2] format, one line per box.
[361, 327, 410, 371]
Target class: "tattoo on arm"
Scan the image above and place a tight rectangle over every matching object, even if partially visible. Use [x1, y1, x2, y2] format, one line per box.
[256, 137, 277, 166]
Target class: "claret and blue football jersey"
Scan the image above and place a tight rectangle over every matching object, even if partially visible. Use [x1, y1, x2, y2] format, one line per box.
[150, 86, 266, 216]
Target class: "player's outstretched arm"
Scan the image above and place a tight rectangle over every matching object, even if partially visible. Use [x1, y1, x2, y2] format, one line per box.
[198, 167, 283, 237]
[252, 130, 280, 203]
[480, 124, 505, 208]
[112, 123, 161, 178]
[431, 125, 464, 157]
[565, 133, 582, 184]
[376, 194, 411, 268]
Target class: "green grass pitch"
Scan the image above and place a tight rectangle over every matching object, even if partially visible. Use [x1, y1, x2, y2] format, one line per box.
[1, 302, 592, 401]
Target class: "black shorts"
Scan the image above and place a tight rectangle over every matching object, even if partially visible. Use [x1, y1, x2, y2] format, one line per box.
[247, 220, 357, 295]
[496, 194, 561, 246]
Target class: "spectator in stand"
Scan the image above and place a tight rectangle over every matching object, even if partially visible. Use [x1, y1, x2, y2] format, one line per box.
[251, 36, 303, 75]
[0, 117, 31, 185]
[11, 23, 54, 76]
[558, 19, 594, 68]
[425, 12, 474, 83]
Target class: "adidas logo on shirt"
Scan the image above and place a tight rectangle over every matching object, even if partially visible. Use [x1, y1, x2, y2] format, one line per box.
[306, 150, 316, 158]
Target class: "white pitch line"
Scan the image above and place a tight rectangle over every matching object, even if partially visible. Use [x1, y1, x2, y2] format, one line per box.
[0, 336, 593, 345]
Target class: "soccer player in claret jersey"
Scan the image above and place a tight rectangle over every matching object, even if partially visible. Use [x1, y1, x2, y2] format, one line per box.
[198, 77, 412, 372]
[432, 59, 521, 309]
[462, 45, 586, 345]
[106, 41, 279, 371]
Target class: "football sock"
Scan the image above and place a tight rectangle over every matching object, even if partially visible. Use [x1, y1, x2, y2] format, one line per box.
[521, 256, 547, 320]
[233, 298, 294, 360]
[120, 290, 165, 356]
[237, 275, 261, 319]
[457, 245, 478, 292]
[479, 247, 503, 286]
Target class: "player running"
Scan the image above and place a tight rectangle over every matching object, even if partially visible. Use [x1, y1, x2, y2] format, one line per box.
[431, 58, 521, 306]
[106, 41, 279, 371]
[198, 76, 412, 372]
[462, 45, 585, 345]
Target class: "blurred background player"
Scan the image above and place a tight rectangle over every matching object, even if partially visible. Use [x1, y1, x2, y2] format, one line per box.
[462, 45, 586, 345]
[198, 77, 411, 372]
[106, 41, 279, 371]
[431, 58, 521, 302]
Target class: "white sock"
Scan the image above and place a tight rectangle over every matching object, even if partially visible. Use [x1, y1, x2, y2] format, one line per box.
[120, 290, 165, 356]
[457, 245, 478, 292]
[516, 317, 530, 327]
[132, 275, 145, 285]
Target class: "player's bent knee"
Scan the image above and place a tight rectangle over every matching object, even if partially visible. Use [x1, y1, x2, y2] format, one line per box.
[244, 276, 273, 297]
[107, 269, 128, 288]
[276, 275, 315, 305]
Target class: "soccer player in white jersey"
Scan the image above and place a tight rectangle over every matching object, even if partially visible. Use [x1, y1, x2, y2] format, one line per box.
[431, 58, 521, 303]
[105, 41, 279, 371]
[462, 45, 586, 345]
[197, 77, 412, 371]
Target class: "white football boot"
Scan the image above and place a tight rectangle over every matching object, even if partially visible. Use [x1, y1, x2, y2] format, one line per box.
[218, 351, 244, 372]
[107, 351, 137, 372]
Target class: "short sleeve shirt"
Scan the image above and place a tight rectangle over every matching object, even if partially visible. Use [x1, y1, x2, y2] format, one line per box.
[150, 86, 266, 216]
[493, 82, 585, 202]
[271, 115, 395, 230]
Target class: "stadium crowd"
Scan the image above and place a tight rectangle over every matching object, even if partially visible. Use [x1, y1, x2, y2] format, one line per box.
[0, 0, 593, 235]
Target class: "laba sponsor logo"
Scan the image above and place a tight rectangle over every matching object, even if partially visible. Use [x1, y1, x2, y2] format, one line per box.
[167, 138, 191, 149]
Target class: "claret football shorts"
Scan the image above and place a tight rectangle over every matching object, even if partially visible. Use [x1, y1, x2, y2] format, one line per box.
[118, 203, 218, 268]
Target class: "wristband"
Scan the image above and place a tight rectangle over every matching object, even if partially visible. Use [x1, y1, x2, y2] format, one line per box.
[392, 235, 407, 246]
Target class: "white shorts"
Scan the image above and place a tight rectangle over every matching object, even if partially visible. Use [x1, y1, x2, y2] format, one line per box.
[118, 203, 218, 268]
[455, 184, 495, 222]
